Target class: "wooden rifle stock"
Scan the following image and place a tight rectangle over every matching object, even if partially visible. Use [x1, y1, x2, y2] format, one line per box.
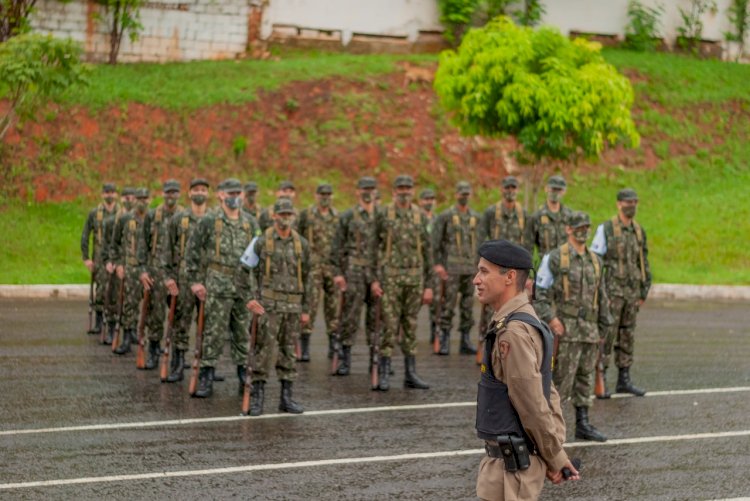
[331, 290, 344, 375]
[370, 297, 381, 390]
[188, 301, 205, 396]
[160, 295, 177, 382]
[433, 279, 446, 354]
[111, 279, 125, 353]
[594, 339, 606, 397]
[135, 289, 150, 369]
[100, 272, 113, 344]
[241, 315, 258, 416]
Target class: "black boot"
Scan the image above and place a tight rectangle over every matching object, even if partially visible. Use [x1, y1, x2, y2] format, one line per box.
[249, 381, 265, 416]
[459, 330, 477, 355]
[279, 380, 304, 414]
[404, 355, 430, 389]
[237, 365, 247, 395]
[166, 349, 185, 383]
[114, 329, 132, 355]
[300, 334, 311, 362]
[144, 341, 160, 370]
[104, 321, 116, 345]
[377, 357, 391, 391]
[438, 329, 450, 356]
[193, 367, 214, 398]
[575, 406, 607, 442]
[336, 345, 351, 376]
[596, 369, 612, 399]
[616, 367, 646, 396]
[89, 311, 103, 334]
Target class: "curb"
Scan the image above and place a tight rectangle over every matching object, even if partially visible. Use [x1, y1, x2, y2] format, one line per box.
[1, 283, 749, 301]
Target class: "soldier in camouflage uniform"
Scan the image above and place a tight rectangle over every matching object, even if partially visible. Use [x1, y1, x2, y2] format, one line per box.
[246, 198, 311, 415]
[81, 183, 119, 336]
[535, 211, 611, 442]
[527, 175, 574, 259]
[432, 181, 479, 356]
[591, 188, 651, 398]
[138, 180, 184, 370]
[161, 178, 210, 383]
[418, 188, 440, 346]
[330, 176, 378, 376]
[297, 183, 340, 362]
[186, 179, 255, 398]
[242, 182, 262, 220]
[370, 175, 433, 391]
[111, 188, 150, 355]
[258, 180, 297, 232]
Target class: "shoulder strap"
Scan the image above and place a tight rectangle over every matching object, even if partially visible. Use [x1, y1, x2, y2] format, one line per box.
[560, 244, 570, 302]
[264, 226, 274, 278]
[633, 220, 646, 282]
[515, 202, 525, 231]
[386, 204, 395, 260]
[214, 218, 223, 259]
[413, 204, 422, 261]
[611, 216, 625, 278]
[494, 202, 502, 239]
[452, 213, 461, 255]
[589, 249, 601, 306]
[292, 229, 303, 289]
[179, 216, 189, 258]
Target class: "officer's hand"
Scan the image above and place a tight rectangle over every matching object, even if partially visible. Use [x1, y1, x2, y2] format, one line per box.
[301, 313, 310, 325]
[116, 265, 125, 280]
[84, 259, 94, 273]
[371, 281, 384, 298]
[422, 287, 434, 305]
[549, 317, 565, 336]
[140, 272, 154, 291]
[547, 460, 580, 484]
[165, 278, 179, 296]
[434, 265, 448, 281]
[106, 262, 115, 274]
[334, 275, 347, 291]
[191, 283, 207, 301]
[246, 299, 265, 315]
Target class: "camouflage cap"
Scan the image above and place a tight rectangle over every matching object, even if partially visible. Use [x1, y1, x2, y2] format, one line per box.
[244, 181, 258, 192]
[547, 175, 567, 189]
[135, 188, 150, 199]
[456, 181, 471, 194]
[617, 188, 639, 201]
[163, 179, 180, 192]
[568, 211, 591, 228]
[121, 187, 135, 196]
[221, 178, 242, 192]
[502, 176, 519, 188]
[419, 188, 436, 200]
[278, 180, 295, 191]
[190, 178, 209, 189]
[102, 183, 117, 193]
[393, 174, 414, 188]
[357, 176, 377, 189]
[274, 198, 295, 214]
[316, 183, 333, 195]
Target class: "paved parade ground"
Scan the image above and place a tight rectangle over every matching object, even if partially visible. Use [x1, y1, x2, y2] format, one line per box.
[1, 298, 749, 500]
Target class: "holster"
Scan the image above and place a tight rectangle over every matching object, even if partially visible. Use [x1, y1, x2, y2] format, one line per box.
[485, 435, 531, 472]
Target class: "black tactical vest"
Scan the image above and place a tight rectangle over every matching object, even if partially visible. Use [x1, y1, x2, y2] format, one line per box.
[476, 312, 554, 452]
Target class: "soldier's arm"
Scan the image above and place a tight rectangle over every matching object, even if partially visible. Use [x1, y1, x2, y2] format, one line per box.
[479, 206, 492, 243]
[596, 255, 614, 332]
[301, 239, 312, 315]
[369, 209, 382, 284]
[251, 237, 264, 300]
[111, 217, 124, 266]
[431, 212, 447, 268]
[522, 209, 533, 252]
[641, 227, 651, 300]
[186, 216, 210, 286]
[297, 209, 308, 239]
[422, 215, 435, 286]
[329, 211, 347, 276]
[136, 215, 150, 275]
[533, 253, 558, 323]
[524, 212, 538, 255]
[80, 210, 94, 261]
[161, 216, 179, 281]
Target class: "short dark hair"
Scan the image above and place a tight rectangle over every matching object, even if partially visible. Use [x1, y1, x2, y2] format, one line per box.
[499, 267, 529, 292]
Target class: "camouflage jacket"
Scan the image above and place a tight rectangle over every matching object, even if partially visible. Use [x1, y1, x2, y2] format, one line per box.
[80, 203, 119, 262]
[101, 206, 130, 264]
[297, 205, 339, 271]
[527, 203, 575, 257]
[250, 227, 312, 314]
[110, 210, 146, 268]
[330, 204, 376, 282]
[534, 243, 612, 344]
[161, 207, 207, 282]
[432, 205, 481, 275]
[480, 201, 530, 250]
[591, 216, 652, 301]
[242, 203, 261, 221]
[371, 203, 434, 286]
[137, 204, 183, 273]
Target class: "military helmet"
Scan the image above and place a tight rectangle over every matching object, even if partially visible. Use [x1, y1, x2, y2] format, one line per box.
[135, 188, 150, 199]
[102, 183, 117, 193]
[190, 178, 210, 189]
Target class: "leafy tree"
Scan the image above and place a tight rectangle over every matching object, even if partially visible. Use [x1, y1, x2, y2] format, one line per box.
[95, 0, 144, 64]
[676, 0, 717, 53]
[0, 33, 88, 141]
[434, 17, 640, 206]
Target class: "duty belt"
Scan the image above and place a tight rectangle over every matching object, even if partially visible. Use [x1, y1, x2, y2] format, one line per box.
[383, 266, 421, 277]
[485, 443, 515, 460]
[208, 263, 237, 275]
[261, 290, 303, 304]
[347, 257, 369, 267]
[560, 304, 597, 322]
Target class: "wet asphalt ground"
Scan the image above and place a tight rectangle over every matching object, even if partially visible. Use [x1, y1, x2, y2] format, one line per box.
[1, 298, 749, 500]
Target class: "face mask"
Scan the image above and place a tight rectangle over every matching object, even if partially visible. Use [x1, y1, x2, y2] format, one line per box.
[319, 198, 331, 208]
[190, 194, 207, 206]
[136, 201, 148, 213]
[548, 191, 562, 203]
[104, 195, 116, 204]
[361, 192, 373, 204]
[224, 196, 241, 210]
[622, 205, 637, 218]
[396, 193, 412, 205]
[503, 190, 517, 202]
[245, 193, 256, 204]
[573, 228, 590, 243]
[165, 197, 178, 208]
[422, 203, 434, 212]
[123, 200, 134, 210]
[277, 216, 294, 229]
[457, 196, 469, 207]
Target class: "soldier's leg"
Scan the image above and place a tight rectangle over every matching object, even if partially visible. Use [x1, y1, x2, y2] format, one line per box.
[277, 313, 303, 413]
[253, 313, 278, 383]
[114, 268, 142, 354]
[322, 271, 340, 337]
[401, 282, 429, 389]
[458, 274, 477, 354]
[614, 299, 639, 369]
[552, 340, 581, 404]
[303, 268, 322, 337]
[200, 294, 233, 369]
[439, 274, 459, 333]
[603, 296, 626, 369]
[574, 341, 607, 441]
[227, 295, 251, 393]
[94, 263, 107, 313]
[341, 273, 366, 347]
[379, 277, 401, 359]
[146, 271, 168, 344]
[173, 279, 195, 352]
[103, 273, 121, 343]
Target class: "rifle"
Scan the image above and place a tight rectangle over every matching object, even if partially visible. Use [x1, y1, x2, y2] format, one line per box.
[86, 271, 95, 334]
[433, 279, 446, 354]
[188, 300, 206, 396]
[594, 339, 606, 398]
[135, 289, 150, 369]
[331, 290, 344, 375]
[100, 271, 114, 344]
[370, 297, 381, 391]
[241, 314, 259, 415]
[160, 295, 177, 382]
[111, 278, 125, 353]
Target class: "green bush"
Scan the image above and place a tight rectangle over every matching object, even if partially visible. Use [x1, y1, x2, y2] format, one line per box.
[624, 0, 664, 51]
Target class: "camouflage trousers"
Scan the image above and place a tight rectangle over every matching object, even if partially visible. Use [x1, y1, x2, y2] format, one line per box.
[200, 292, 250, 368]
[121, 266, 143, 331]
[428, 275, 441, 333]
[93, 263, 117, 317]
[303, 266, 340, 338]
[144, 268, 169, 343]
[380, 275, 422, 358]
[172, 275, 198, 351]
[340, 267, 378, 347]
[553, 340, 598, 408]
[253, 312, 299, 382]
[604, 296, 639, 369]
[439, 273, 475, 334]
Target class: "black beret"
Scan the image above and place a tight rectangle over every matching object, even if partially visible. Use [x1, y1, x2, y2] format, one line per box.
[502, 176, 519, 188]
[357, 176, 377, 189]
[102, 183, 117, 193]
[478, 239, 533, 270]
[617, 188, 638, 201]
[316, 183, 333, 194]
[163, 179, 180, 192]
[278, 180, 295, 191]
[419, 188, 436, 200]
[190, 178, 209, 189]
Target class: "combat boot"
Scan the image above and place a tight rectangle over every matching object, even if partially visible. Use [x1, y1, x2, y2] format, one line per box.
[113, 329, 132, 355]
[237, 365, 247, 395]
[249, 381, 265, 416]
[89, 311, 103, 335]
[144, 341, 160, 370]
[616, 367, 646, 396]
[336, 345, 352, 376]
[193, 367, 214, 398]
[459, 330, 477, 355]
[279, 380, 304, 414]
[166, 349, 185, 383]
[596, 370, 612, 399]
[377, 357, 391, 391]
[300, 334, 311, 362]
[104, 321, 116, 345]
[404, 355, 430, 390]
[438, 329, 450, 356]
[575, 407, 607, 442]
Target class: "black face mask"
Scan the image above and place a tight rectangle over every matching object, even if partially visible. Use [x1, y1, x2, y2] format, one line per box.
[136, 200, 148, 213]
[457, 196, 470, 206]
[422, 203, 434, 212]
[104, 195, 116, 204]
[190, 194, 207, 206]
[224, 196, 241, 210]
[622, 205, 637, 218]
[573, 228, 590, 243]
[123, 200, 134, 210]
[396, 193, 412, 205]
[361, 192, 373, 203]
[245, 193, 256, 204]
[503, 190, 517, 202]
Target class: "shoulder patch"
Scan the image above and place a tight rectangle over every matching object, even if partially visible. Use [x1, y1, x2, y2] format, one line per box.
[498, 340, 511, 360]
